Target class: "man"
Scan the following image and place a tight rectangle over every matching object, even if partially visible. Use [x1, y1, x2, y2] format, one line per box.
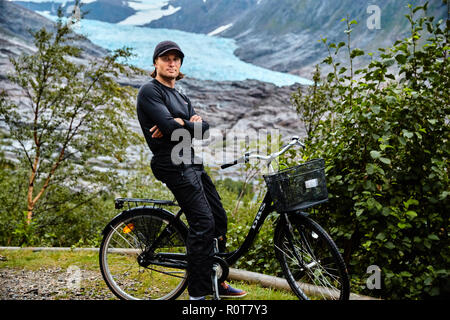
[136, 40, 246, 300]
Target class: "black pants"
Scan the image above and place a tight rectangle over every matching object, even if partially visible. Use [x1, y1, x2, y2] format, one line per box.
[151, 157, 228, 297]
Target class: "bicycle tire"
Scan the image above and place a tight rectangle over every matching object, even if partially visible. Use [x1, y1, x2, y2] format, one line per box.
[99, 208, 188, 300]
[274, 214, 350, 300]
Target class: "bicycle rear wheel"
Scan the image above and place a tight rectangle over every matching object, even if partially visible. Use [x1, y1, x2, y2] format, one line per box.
[274, 214, 350, 300]
[99, 208, 188, 300]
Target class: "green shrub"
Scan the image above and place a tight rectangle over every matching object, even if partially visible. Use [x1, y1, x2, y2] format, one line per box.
[291, 4, 449, 299]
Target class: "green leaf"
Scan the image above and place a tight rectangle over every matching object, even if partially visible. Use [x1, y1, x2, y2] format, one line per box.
[379, 144, 393, 151]
[350, 48, 364, 59]
[398, 136, 406, 145]
[428, 234, 439, 241]
[376, 232, 386, 240]
[404, 198, 419, 208]
[380, 157, 391, 165]
[385, 242, 395, 249]
[371, 105, 381, 114]
[439, 191, 450, 200]
[405, 211, 417, 219]
[322, 56, 333, 65]
[400, 271, 412, 278]
[356, 208, 364, 217]
[402, 129, 414, 139]
[366, 164, 375, 175]
[395, 54, 407, 64]
[370, 150, 381, 159]
[398, 222, 411, 229]
[382, 207, 391, 216]
[413, 5, 424, 14]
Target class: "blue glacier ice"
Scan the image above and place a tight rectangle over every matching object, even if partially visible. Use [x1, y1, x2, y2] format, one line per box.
[40, 13, 312, 86]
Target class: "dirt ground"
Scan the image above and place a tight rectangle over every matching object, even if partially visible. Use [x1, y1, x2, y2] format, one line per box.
[0, 266, 116, 300]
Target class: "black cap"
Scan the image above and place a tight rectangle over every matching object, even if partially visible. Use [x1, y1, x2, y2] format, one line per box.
[153, 40, 184, 65]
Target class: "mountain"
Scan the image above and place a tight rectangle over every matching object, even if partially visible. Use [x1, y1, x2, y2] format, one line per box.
[0, 0, 107, 57]
[12, 0, 137, 23]
[11, 0, 447, 78]
[145, 0, 447, 76]
[1, 0, 306, 173]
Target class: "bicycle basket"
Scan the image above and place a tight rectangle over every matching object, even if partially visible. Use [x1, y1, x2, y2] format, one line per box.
[263, 158, 328, 212]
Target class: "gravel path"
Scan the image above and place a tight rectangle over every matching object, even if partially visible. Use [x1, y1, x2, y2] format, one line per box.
[0, 265, 116, 300]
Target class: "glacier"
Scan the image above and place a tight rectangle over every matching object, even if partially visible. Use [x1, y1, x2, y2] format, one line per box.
[39, 13, 312, 86]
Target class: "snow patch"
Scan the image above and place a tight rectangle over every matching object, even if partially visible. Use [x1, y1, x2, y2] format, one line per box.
[208, 23, 233, 36]
[118, 0, 181, 26]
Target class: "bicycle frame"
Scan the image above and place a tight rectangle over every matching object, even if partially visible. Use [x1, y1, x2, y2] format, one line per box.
[140, 136, 307, 269]
[220, 191, 275, 266]
[103, 136, 351, 300]
[146, 191, 279, 270]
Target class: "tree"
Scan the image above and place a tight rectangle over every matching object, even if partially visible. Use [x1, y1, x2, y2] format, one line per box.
[0, 12, 141, 224]
[290, 64, 331, 145]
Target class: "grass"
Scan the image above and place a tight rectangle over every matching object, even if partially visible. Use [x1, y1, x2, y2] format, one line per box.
[0, 249, 298, 300]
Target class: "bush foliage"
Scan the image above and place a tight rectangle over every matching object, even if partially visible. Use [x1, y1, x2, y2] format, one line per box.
[290, 3, 449, 299]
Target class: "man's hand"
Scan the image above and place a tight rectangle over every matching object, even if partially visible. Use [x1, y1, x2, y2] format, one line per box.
[150, 118, 185, 138]
[190, 115, 202, 122]
[150, 125, 163, 138]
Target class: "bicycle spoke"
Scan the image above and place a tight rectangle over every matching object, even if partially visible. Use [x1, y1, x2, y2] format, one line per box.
[292, 237, 341, 294]
[276, 216, 349, 300]
[110, 224, 141, 250]
[100, 213, 188, 300]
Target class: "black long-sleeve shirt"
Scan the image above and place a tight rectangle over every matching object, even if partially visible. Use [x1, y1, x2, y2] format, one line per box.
[136, 79, 209, 161]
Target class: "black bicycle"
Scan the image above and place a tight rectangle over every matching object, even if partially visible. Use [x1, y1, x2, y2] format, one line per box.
[99, 136, 350, 300]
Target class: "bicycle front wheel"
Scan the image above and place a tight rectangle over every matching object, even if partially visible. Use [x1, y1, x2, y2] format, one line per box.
[274, 214, 350, 300]
[99, 208, 188, 300]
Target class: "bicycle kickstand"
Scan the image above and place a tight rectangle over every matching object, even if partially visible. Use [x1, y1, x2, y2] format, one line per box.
[211, 238, 220, 300]
[212, 263, 220, 300]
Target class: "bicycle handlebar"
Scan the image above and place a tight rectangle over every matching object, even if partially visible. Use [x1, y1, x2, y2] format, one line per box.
[220, 136, 305, 170]
[220, 153, 249, 169]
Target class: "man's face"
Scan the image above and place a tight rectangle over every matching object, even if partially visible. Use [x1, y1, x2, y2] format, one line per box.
[154, 51, 182, 80]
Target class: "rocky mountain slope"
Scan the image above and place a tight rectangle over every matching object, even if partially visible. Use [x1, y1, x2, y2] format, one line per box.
[147, 0, 447, 76]
[1, 1, 306, 173]
[12, 0, 447, 78]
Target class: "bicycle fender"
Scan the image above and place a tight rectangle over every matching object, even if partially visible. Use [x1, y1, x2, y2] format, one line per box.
[274, 211, 309, 240]
[101, 206, 187, 236]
